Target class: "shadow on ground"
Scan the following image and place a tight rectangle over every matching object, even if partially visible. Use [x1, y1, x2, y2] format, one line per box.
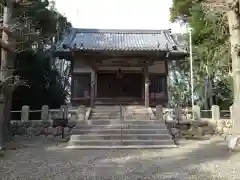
[0, 136, 236, 179]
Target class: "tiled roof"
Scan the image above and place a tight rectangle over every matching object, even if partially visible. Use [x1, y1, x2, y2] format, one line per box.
[56, 28, 186, 53]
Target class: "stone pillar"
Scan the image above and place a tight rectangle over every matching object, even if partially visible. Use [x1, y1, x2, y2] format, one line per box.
[21, 105, 29, 121]
[192, 105, 201, 120]
[77, 105, 86, 121]
[144, 66, 149, 108]
[212, 105, 220, 122]
[41, 105, 49, 120]
[156, 105, 163, 121]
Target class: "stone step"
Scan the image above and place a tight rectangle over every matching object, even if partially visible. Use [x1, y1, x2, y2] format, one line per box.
[66, 144, 177, 149]
[90, 116, 120, 120]
[92, 109, 120, 113]
[92, 107, 120, 111]
[126, 113, 150, 116]
[72, 128, 170, 134]
[125, 107, 148, 110]
[94, 106, 120, 109]
[70, 134, 172, 141]
[82, 119, 164, 125]
[90, 113, 120, 117]
[125, 116, 151, 119]
[91, 112, 120, 116]
[74, 124, 167, 129]
[68, 139, 174, 146]
[127, 109, 149, 112]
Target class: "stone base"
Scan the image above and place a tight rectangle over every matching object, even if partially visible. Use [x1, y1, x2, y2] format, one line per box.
[66, 144, 177, 149]
[227, 135, 240, 151]
[166, 119, 232, 140]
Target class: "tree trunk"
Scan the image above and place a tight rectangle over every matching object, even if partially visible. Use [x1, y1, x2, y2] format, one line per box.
[209, 77, 213, 107]
[0, 1, 16, 149]
[228, 10, 240, 101]
[227, 1, 240, 136]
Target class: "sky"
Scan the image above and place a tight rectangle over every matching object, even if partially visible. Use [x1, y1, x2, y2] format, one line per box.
[55, 0, 186, 33]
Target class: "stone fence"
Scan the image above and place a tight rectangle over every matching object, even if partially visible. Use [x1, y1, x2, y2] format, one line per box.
[154, 105, 232, 139]
[8, 104, 233, 140]
[11, 105, 88, 121]
[9, 105, 89, 139]
[154, 105, 231, 122]
[11, 104, 231, 122]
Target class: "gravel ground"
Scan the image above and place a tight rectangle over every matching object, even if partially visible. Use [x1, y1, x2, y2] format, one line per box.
[0, 136, 240, 180]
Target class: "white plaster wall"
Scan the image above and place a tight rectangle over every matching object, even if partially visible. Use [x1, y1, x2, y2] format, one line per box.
[148, 61, 166, 74]
[73, 59, 96, 96]
[74, 59, 166, 74]
[73, 59, 93, 73]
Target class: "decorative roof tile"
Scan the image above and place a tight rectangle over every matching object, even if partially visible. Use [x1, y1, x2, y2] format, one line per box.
[56, 28, 186, 54]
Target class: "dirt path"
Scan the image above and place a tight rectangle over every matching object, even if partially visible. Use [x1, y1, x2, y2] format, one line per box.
[0, 136, 239, 180]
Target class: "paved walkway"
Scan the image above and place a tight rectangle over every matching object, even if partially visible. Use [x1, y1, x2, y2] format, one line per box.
[0, 136, 240, 180]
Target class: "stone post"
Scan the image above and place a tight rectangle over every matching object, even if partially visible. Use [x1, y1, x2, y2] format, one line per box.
[63, 105, 68, 119]
[21, 105, 29, 121]
[41, 105, 49, 120]
[192, 105, 201, 120]
[211, 105, 220, 129]
[230, 105, 233, 120]
[156, 105, 163, 121]
[212, 105, 220, 122]
[60, 105, 64, 118]
[174, 107, 181, 122]
[77, 105, 86, 121]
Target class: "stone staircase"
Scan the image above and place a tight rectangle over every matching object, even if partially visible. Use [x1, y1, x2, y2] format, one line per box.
[89, 105, 121, 120]
[124, 105, 152, 120]
[67, 105, 176, 149]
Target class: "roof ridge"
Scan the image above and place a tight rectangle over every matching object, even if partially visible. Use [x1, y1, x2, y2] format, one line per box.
[74, 28, 171, 34]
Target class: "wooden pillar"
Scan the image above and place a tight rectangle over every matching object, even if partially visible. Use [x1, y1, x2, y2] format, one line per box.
[144, 66, 149, 108]
[90, 70, 96, 107]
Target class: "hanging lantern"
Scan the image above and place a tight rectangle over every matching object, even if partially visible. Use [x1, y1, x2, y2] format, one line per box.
[116, 68, 123, 78]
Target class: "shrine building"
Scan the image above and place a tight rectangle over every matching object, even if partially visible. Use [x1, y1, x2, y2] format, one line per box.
[55, 28, 187, 107]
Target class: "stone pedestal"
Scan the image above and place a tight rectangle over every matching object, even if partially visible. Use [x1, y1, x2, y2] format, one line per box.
[228, 102, 240, 150]
[231, 102, 240, 135]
